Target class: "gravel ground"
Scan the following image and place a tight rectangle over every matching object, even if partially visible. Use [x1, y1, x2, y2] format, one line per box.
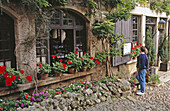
[86, 81, 170, 111]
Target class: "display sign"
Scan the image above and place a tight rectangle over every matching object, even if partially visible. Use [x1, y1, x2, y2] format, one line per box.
[123, 42, 131, 55]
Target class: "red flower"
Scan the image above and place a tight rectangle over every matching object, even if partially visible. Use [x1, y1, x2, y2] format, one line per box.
[26, 93, 29, 95]
[89, 57, 93, 60]
[38, 64, 42, 67]
[139, 43, 142, 46]
[3, 72, 7, 77]
[25, 96, 28, 99]
[6, 75, 16, 81]
[17, 76, 20, 80]
[0, 66, 6, 74]
[80, 80, 84, 83]
[60, 91, 62, 94]
[85, 86, 88, 89]
[74, 51, 78, 54]
[76, 55, 78, 57]
[0, 107, 3, 109]
[20, 70, 24, 74]
[96, 60, 100, 64]
[137, 45, 140, 47]
[80, 57, 83, 61]
[67, 61, 72, 64]
[59, 59, 63, 62]
[133, 51, 135, 54]
[62, 63, 67, 67]
[55, 92, 59, 95]
[84, 52, 86, 55]
[29, 96, 32, 99]
[134, 46, 137, 48]
[132, 47, 135, 50]
[51, 55, 55, 58]
[5, 79, 12, 86]
[26, 76, 32, 81]
[57, 55, 60, 58]
[135, 41, 137, 43]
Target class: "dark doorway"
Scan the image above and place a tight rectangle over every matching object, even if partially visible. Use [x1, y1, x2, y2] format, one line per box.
[0, 12, 16, 68]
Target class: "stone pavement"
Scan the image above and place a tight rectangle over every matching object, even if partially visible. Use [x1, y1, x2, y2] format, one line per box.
[158, 70, 170, 84]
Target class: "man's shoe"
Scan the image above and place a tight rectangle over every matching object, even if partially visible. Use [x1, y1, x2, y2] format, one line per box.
[137, 91, 144, 96]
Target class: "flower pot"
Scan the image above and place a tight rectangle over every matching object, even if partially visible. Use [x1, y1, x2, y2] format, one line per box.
[40, 74, 49, 80]
[133, 57, 137, 60]
[68, 68, 75, 74]
[82, 68, 87, 72]
[55, 73, 62, 77]
[160, 62, 170, 71]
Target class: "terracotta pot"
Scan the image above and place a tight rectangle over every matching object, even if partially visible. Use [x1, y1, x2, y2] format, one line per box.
[40, 74, 49, 80]
[68, 68, 75, 74]
[133, 57, 137, 60]
[82, 68, 87, 72]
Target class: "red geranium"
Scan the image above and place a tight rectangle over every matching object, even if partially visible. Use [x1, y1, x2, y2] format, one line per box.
[20, 70, 24, 74]
[60, 91, 62, 94]
[3, 72, 7, 77]
[84, 52, 86, 55]
[139, 43, 142, 46]
[80, 57, 83, 60]
[85, 86, 88, 89]
[38, 64, 42, 67]
[0, 66, 6, 74]
[76, 55, 78, 57]
[89, 57, 93, 60]
[57, 55, 60, 58]
[17, 76, 20, 80]
[63, 63, 67, 67]
[137, 45, 140, 47]
[0, 107, 3, 109]
[55, 92, 59, 95]
[133, 51, 135, 53]
[5, 79, 12, 86]
[29, 96, 32, 99]
[134, 46, 137, 48]
[25, 96, 28, 99]
[51, 55, 55, 58]
[67, 61, 72, 64]
[59, 59, 63, 62]
[96, 60, 100, 64]
[26, 76, 32, 81]
[74, 51, 78, 54]
[80, 80, 84, 83]
[132, 47, 135, 50]
[6, 75, 16, 81]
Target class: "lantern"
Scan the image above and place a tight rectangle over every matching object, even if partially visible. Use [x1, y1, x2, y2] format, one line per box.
[158, 19, 166, 32]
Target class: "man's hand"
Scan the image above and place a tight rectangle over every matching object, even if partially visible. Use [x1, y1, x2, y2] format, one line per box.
[136, 71, 138, 76]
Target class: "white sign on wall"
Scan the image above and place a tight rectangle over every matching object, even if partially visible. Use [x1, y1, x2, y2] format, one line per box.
[123, 42, 132, 55]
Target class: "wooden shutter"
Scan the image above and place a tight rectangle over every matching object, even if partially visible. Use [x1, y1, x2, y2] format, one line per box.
[112, 17, 133, 66]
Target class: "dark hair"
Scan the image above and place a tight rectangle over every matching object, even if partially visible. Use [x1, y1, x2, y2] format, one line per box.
[140, 46, 145, 52]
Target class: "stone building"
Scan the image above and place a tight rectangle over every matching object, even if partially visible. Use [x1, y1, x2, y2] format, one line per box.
[0, 0, 169, 98]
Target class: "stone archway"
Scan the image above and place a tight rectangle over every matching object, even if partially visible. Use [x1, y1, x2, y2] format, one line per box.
[0, 11, 16, 68]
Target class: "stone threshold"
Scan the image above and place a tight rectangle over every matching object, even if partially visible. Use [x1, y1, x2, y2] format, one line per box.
[0, 69, 95, 97]
[126, 59, 137, 65]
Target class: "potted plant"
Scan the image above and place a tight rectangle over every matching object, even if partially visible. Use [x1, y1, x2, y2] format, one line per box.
[79, 53, 96, 71]
[52, 61, 67, 76]
[145, 27, 156, 74]
[149, 73, 160, 84]
[159, 35, 170, 71]
[130, 43, 141, 60]
[38, 63, 52, 80]
[65, 51, 82, 73]
[0, 66, 32, 89]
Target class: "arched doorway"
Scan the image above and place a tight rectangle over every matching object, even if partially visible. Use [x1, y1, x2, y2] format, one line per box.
[0, 12, 16, 68]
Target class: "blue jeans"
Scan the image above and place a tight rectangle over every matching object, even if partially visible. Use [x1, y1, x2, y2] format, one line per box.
[136, 69, 146, 93]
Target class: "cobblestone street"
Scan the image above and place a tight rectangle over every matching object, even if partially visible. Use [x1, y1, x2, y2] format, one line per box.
[86, 81, 170, 111]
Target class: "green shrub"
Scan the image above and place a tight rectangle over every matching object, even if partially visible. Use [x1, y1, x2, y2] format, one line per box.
[149, 74, 160, 84]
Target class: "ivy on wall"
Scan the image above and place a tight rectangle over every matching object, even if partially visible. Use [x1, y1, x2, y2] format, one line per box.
[150, 0, 170, 15]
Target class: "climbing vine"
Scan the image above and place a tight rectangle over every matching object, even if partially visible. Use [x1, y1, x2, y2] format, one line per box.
[150, 0, 170, 15]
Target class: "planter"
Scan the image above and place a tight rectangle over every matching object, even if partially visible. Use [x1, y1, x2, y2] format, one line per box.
[68, 68, 75, 74]
[150, 67, 156, 74]
[82, 68, 87, 72]
[160, 62, 170, 71]
[133, 57, 137, 60]
[40, 74, 49, 80]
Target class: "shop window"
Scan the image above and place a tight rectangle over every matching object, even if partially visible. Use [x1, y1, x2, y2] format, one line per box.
[132, 16, 139, 42]
[36, 10, 86, 64]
